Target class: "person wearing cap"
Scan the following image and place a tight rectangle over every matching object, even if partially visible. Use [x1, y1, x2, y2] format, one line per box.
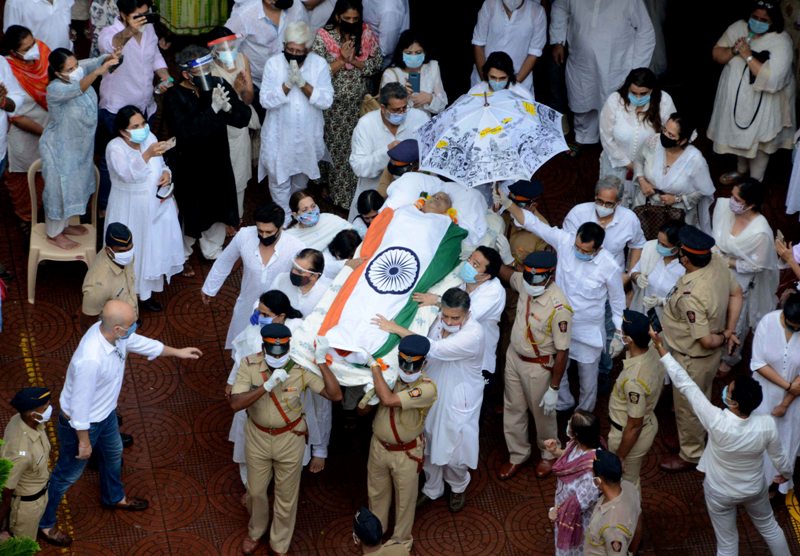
[583, 450, 641, 556]
[0, 388, 56, 544]
[659, 224, 743, 473]
[81, 222, 138, 327]
[352, 506, 408, 554]
[364, 334, 437, 550]
[607, 309, 664, 489]
[38, 300, 202, 546]
[163, 44, 251, 260]
[494, 251, 572, 480]
[376, 138, 418, 197]
[231, 324, 342, 555]
[650, 329, 792, 555]
[497, 188, 625, 413]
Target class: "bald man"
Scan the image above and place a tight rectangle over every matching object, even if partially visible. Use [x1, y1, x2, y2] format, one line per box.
[38, 300, 202, 547]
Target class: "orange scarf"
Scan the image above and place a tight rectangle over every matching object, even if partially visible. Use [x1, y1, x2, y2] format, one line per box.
[6, 40, 50, 111]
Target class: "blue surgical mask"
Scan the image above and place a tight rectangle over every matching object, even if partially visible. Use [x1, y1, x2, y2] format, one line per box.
[574, 247, 594, 262]
[386, 111, 407, 125]
[403, 52, 425, 68]
[748, 17, 770, 35]
[119, 322, 138, 340]
[127, 124, 150, 144]
[722, 385, 732, 408]
[489, 79, 507, 91]
[656, 243, 676, 257]
[628, 93, 650, 107]
[458, 261, 479, 284]
[249, 309, 273, 327]
[218, 49, 237, 68]
[297, 207, 320, 227]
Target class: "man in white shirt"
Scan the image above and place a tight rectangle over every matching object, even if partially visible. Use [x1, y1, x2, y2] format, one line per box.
[0, 58, 25, 173]
[37, 300, 202, 546]
[4, 0, 73, 51]
[498, 191, 625, 412]
[349, 82, 429, 220]
[363, 0, 409, 67]
[549, 0, 655, 147]
[651, 331, 792, 556]
[471, 0, 547, 96]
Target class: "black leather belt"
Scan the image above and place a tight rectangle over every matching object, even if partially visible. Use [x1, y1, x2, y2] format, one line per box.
[610, 417, 653, 431]
[14, 483, 48, 502]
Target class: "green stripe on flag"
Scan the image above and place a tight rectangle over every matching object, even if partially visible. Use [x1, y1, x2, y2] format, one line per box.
[372, 223, 468, 359]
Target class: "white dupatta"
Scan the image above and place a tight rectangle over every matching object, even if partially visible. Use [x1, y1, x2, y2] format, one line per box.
[652, 143, 715, 233]
[629, 239, 660, 313]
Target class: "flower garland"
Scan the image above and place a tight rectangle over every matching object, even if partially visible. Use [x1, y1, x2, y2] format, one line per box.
[414, 192, 459, 225]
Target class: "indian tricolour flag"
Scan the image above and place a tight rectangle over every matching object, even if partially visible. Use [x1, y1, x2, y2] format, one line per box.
[320, 205, 467, 359]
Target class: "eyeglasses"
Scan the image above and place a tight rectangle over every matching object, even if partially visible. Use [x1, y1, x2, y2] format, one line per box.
[594, 198, 617, 209]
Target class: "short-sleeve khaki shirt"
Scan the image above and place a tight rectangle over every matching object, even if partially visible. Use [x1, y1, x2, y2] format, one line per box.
[608, 347, 664, 427]
[509, 276, 572, 359]
[372, 374, 437, 444]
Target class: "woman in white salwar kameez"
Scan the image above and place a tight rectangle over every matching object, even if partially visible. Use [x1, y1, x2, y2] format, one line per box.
[201, 203, 306, 349]
[708, 3, 795, 183]
[104, 106, 184, 303]
[751, 299, 800, 496]
[634, 113, 715, 232]
[381, 30, 447, 115]
[599, 68, 675, 207]
[283, 191, 353, 251]
[629, 221, 685, 318]
[712, 180, 779, 371]
[226, 290, 303, 489]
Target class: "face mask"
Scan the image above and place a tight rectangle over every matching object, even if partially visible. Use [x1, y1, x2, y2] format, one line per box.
[217, 49, 237, 68]
[274, 0, 294, 9]
[387, 162, 414, 177]
[112, 248, 134, 266]
[656, 243, 676, 257]
[403, 52, 425, 68]
[265, 353, 290, 368]
[721, 385, 732, 408]
[729, 197, 748, 215]
[565, 420, 573, 439]
[628, 93, 650, 107]
[64, 66, 85, 84]
[502, 0, 524, 11]
[297, 207, 320, 227]
[33, 405, 53, 424]
[340, 21, 361, 36]
[595, 204, 615, 218]
[290, 271, 310, 288]
[489, 79, 507, 91]
[119, 321, 138, 340]
[192, 74, 213, 91]
[524, 283, 546, 297]
[20, 42, 40, 61]
[400, 370, 421, 383]
[531, 273, 550, 285]
[660, 133, 679, 149]
[785, 321, 800, 333]
[749, 17, 770, 35]
[385, 111, 407, 125]
[249, 310, 273, 327]
[441, 321, 461, 334]
[284, 52, 307, 65]
[574, 247, 594, 262]
[127, 124, 150, 145]
[260, 232, 279, 246]
[458, 261, 479, 284]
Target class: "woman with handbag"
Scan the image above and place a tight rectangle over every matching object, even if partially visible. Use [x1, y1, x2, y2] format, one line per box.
[633, 112, 715, 233]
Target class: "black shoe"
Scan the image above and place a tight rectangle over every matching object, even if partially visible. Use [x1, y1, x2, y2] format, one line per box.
[140, 298, 162, 312]
[0, 264, 13, 281]
[121, 432, 133, 449]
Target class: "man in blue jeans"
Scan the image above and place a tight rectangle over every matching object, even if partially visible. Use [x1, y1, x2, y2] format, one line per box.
[37, 300, 202, 547]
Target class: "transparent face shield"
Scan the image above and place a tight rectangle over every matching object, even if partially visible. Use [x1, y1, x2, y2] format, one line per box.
[184, 53, 215, 91]
[208, 34, 241, 71]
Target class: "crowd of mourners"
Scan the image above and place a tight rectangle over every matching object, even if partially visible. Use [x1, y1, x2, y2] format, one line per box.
[1, 1, 800, 555]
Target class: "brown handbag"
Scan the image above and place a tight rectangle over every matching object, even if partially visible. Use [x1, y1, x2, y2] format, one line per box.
[633, 198, 685, 240]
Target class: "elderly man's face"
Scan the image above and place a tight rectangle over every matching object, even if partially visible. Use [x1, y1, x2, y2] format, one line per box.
[422, 192, 452, 215]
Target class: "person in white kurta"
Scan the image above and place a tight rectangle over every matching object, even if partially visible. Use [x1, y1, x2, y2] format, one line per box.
[104, 124, 184, 302]
[348, 90, 429, 220]
[549, 0, 655, 145]
[380, 40, 448, 115]
[707, 13, 795, 182]
[471, 0, 547, 96]
[3, 0, 72, 51]
[259, 34, 334, 226]
[304, 0, 336, 32]
[363, 0, 409, 68]
[629, 234, 685, 319]
[201, 220, 306, 350]
[751, 306, 800, 496]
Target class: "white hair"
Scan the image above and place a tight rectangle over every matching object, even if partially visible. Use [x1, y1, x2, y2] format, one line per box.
[595, 175, 623, 196]
[284, 21, 313, 48]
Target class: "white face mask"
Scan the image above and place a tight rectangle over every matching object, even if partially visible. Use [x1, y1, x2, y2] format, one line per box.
[400, 371, 421, 383]
[565, 420, 573, 439]
[21, 42, 40, 61]
[502, 0, 524, 10]
[112, 249, 134, 266]
[524, 283, 546, 297]
[64, 66, 85, 84]
[441, 321, 461, 334]
[265, 353, 290, 368]
[595, 205, 615, 218]
[33, 405, 53, 423]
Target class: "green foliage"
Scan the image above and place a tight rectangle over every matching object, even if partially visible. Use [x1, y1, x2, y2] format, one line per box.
[0, 439, 40, 555]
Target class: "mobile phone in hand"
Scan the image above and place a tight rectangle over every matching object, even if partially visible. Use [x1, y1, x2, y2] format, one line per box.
[139, 12, 160, 24]
[156, 183, 173, 199]
[107, 55, 124, 73]
[647, 307, 662, 334]
[408, 72, 421, 93]
[163, 137, 176, 151]
[777, 229, 785, 242]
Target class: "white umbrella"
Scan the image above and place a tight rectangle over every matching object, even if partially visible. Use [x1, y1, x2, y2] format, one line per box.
[416, 89, 568, 187]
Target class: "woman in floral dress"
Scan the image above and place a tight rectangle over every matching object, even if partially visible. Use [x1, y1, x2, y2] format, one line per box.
[311, 0, 381, 209]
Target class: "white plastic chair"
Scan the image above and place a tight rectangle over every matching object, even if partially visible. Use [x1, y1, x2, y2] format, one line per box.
[26, 159, 100, 304]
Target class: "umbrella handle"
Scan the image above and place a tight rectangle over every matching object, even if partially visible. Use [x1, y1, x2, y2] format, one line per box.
[483, 92, 489, 107]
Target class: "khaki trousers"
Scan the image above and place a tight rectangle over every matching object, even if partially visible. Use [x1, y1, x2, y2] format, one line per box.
[672, 350, 721, 463]
[9, 492, 48, 539]
[607, 417, 658, 490]
[244, 419, 306, 553]
[503, 348, 557, 464]
[367, 435, 423, 548]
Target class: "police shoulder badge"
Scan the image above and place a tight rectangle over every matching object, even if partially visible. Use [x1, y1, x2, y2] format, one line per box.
[558, 321, 568, 333]
[408, 388, 422, 398]
[628, 392, 640, 404]
[686, 310, 696, 323]
[611, 540, 622, 552]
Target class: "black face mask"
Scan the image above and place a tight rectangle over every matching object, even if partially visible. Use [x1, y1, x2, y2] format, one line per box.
[660, 133, 678, 149]
[387, 162, 415, 177]
[284, 52, 307, 65]
[339, 21, 361, 37]
[786, 321, 800, 333]
[191, 74, 213, 92]
[289, 271, 310, 287]
[274, 0, 294, 9]
[260, 232, 279, 247]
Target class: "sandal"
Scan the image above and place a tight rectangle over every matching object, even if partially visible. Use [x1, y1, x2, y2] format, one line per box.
[103, 496, 149, 511]
[38, 527, 73, 547]
[241, 537, 259, 555]
[181, 263, 195, 278]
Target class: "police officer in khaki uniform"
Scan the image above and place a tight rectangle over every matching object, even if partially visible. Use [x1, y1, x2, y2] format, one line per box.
[231, 324, 343, 556]
[497, 251, 572, 480]
[584, 451, 641, 556]
[0, 388, 58, 544]
[81, 223, 138, 327]
[352, 506, 410, 555]
[659, 226, 743, 472]
[367, 335, 437, 550]
[608, 310, 664, 489]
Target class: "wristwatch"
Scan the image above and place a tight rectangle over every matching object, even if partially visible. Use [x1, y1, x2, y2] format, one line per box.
[746, 55, 754, 63]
